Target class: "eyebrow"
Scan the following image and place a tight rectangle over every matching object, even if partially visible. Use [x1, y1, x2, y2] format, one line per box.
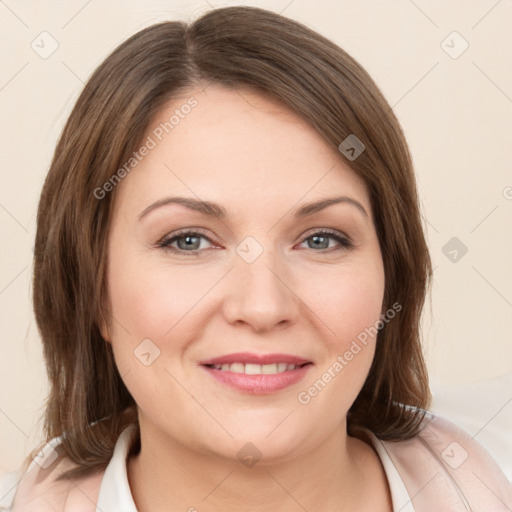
[138, 195, 369, 220]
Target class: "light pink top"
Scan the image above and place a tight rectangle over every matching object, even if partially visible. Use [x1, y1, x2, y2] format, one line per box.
[2, 412, 511, 511]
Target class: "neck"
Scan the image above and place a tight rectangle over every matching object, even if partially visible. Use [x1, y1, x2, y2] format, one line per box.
[127, 419, 392, 512]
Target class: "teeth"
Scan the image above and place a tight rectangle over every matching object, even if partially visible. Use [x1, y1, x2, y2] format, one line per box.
[211, 363, 300, 374]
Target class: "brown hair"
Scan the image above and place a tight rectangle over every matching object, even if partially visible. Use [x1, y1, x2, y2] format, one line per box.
[29, 5, 432, 481]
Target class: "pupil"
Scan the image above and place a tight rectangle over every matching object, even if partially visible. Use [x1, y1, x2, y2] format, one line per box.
[310, 235, 328, 249]
[179, 236, 199, 250]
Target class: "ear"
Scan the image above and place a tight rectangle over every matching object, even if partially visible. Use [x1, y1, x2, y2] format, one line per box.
[98, 294, 112, 343]
[100, 321, 111, 343]
[99, 314, 111, 343]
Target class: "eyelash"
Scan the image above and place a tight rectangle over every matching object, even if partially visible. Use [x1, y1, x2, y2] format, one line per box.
[157, 228, 353, 255]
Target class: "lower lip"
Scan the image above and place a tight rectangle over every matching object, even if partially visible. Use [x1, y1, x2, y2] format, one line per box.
[201, 364, 313, 394]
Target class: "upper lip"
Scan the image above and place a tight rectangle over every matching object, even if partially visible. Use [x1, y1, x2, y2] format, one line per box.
[200, 352, 312, 366]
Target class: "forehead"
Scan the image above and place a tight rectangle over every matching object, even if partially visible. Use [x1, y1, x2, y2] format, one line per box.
[114, 84, 371, 220]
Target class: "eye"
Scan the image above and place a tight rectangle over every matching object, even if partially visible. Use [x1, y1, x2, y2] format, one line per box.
[157, 228, 353, 255]
[298, 229, 352, 251]
[157, 229, 216, 254]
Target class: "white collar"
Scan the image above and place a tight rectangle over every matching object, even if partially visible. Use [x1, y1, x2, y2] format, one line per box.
[95, 424, 138, 512]
[96, 424, 413, 512]
[366, 432, 415, 511]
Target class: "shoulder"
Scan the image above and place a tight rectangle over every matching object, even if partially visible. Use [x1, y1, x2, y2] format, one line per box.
[379, 410, 512, 511]
[1, 436, 104, 512]
[430, 373, 512, 480]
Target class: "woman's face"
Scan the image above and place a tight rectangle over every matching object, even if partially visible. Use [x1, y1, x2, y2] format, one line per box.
[102, 84, 385, 463]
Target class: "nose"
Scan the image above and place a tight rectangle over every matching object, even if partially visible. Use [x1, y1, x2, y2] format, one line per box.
[222, 243, 300, 333]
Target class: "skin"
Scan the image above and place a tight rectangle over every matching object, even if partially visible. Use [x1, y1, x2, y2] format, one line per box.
[101, 83, 391, 511]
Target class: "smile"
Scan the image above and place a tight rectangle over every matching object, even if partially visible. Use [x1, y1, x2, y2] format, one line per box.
[204, 362, 309, 374]
[201, 362, 313, 394]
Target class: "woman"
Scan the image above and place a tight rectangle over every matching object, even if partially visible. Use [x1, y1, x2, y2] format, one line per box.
[2, 5, 511, 511]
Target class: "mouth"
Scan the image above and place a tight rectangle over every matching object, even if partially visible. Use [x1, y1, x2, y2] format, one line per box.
[202, 361, 312, 374]
[199, 353, 313, 394]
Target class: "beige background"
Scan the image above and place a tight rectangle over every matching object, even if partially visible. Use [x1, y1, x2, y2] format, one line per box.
[1, 0, 511, 475]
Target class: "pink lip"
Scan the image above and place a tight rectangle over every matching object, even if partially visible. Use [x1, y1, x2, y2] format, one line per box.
[201, 364, 312, 394]
[199, 352, 311, 366]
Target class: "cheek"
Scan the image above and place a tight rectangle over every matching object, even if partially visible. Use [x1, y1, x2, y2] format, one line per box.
[104, 255, 203, 408]
[298, 256, 385, 398]
[306, 258, 385, 347]
[104, 250, 229, 389]
[295, 294, 383, 425]
[107, 252, 215, 340]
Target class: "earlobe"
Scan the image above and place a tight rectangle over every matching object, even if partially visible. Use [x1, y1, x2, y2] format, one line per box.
[99, 317, 111, 343]
[101, 325, 111, 343]
[98, 301, 111, 343]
